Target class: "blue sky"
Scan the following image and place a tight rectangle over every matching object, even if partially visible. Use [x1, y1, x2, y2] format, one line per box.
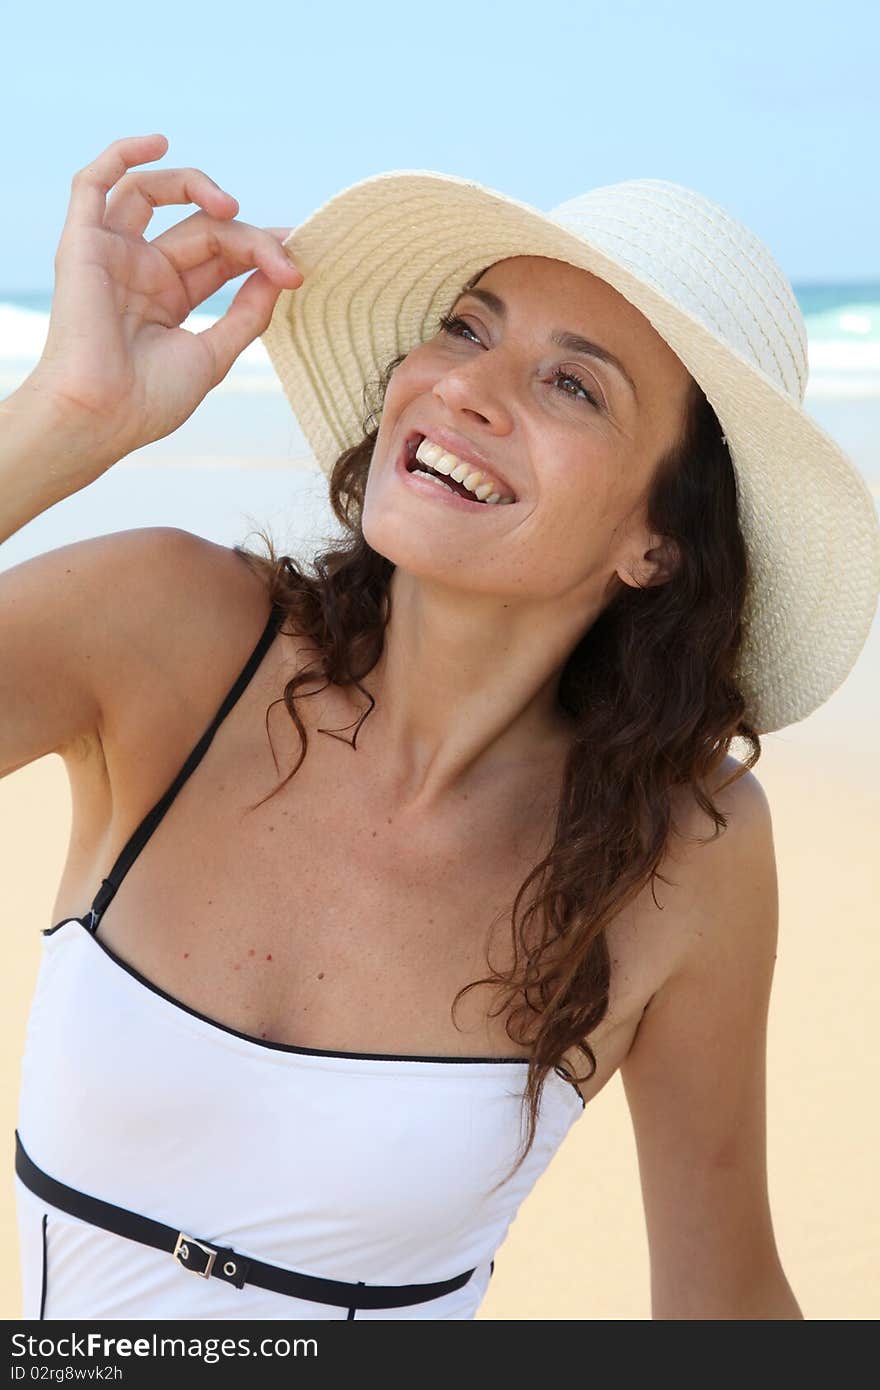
[2, 0, 877, 290]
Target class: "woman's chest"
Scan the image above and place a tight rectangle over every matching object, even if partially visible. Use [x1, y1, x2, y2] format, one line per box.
[54, 669, 566, 1062]
[52, 642, 674, 1095]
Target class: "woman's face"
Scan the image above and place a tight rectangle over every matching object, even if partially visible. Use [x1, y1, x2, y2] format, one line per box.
[363, 255, 693, 607]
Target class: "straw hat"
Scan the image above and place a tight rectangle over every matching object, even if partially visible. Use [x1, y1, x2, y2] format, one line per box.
[260, 171, 880, 735]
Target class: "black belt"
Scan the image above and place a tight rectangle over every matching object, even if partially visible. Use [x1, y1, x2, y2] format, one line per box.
[15, 1132, 481, 1311]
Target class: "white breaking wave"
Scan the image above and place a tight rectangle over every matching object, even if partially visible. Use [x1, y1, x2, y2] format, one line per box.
[3, 300, 880, 399]
[0, 303, 280, 398]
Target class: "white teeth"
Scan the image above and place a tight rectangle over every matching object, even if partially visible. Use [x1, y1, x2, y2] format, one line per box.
[411, 466, 456, 494]
[413, 436, 515, 503]
[416, 438, 445, 468]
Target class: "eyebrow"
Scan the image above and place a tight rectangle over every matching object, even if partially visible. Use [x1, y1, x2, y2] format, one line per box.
[455, 285, 639, 404]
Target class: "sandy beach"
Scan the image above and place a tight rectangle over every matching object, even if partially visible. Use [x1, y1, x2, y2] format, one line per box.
[1, 601, 877, 1320]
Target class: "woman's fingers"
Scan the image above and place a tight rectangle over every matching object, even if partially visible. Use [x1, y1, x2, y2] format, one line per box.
[61, 133, 301, 314]
[63, 134, 169, 235]
[176, 226, 300, 310]
[104, 166, 239, 239]
[194, 269, 287, 388]
[190, 228, 303, 382]
[151, 208, 301, 287]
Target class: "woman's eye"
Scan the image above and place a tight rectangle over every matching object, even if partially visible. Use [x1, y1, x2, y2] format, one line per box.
[550, 368, 602, 410]
[438, 312, 480, 343]
[436, 313, 602, 411]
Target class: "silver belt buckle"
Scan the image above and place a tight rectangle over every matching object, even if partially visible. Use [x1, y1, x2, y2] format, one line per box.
[173, 1231, 217, 1278]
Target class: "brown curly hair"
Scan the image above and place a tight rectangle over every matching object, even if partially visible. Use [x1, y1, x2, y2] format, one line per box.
[234, 287, 762, 1188]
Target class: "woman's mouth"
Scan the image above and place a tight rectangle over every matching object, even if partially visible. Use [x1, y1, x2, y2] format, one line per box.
[399, 434, 516, 508]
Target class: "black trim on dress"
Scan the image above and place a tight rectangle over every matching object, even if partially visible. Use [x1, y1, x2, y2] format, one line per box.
[16, 1132, 479, 1312]
[39, 1213, 48, 1320]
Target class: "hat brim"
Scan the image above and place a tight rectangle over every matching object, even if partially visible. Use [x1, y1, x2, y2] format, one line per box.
[261, 171, 880, 736]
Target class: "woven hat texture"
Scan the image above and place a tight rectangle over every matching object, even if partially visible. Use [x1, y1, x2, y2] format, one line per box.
[261, 171, 880, 735]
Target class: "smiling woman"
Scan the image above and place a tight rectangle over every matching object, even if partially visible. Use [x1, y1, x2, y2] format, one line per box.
[234, 256, 753, 1193]
[4, 142, 879, 1321]
[363, 255, 695, 606]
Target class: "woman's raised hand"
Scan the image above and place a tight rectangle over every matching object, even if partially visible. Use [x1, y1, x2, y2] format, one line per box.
[27, 134, 303, 477]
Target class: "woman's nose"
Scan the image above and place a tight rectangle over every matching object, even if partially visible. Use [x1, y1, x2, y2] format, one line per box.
[431, 357, 515, 432]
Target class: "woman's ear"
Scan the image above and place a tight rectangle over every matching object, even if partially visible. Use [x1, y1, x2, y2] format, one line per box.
[616, 533, 681, 590]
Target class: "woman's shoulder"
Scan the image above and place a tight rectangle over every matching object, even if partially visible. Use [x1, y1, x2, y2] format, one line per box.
[138, 524, 275, 630]
[128, 525, 284, 696]
[667, 755, 773, 868]
[603, 757, 774, 1018]
[643, 756, 777, 989]
[60, 526, 281, 768]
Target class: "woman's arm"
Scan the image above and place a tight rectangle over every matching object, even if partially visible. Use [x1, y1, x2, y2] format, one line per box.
[619, 768, 803, 1320]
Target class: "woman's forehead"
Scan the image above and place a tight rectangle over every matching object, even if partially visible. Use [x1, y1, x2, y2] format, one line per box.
[467, 255, 646, 323]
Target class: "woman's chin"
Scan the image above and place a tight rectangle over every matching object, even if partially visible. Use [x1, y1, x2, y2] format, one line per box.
[368, 542, 460, 581]
[361, 507, 461, 574]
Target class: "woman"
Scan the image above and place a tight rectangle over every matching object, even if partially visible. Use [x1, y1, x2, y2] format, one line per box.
[2, 134, 878, 1321]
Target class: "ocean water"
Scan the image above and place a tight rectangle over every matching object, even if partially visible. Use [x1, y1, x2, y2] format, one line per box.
[1, 281, 879, 574]
[3, 282, 880, 391]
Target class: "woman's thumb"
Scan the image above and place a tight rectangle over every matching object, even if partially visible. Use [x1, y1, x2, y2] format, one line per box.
[197, 269, 285, 387]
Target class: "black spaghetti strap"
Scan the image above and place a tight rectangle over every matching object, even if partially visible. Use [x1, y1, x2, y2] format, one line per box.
[83, 601, 286, 934]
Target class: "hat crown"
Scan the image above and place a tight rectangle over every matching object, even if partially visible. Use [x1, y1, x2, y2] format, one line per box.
[548, 179, 809, 403]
